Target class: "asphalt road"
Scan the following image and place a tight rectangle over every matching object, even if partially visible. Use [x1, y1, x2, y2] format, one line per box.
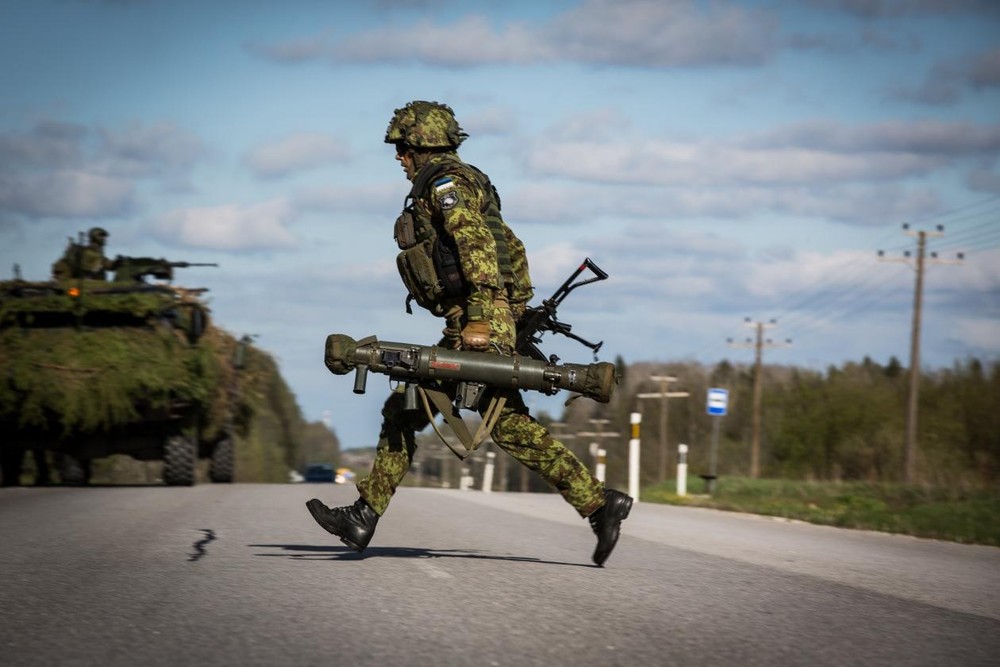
[1, 484, 998, 666]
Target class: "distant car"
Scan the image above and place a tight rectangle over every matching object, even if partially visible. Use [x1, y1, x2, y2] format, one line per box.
[303, 463, 334, 483]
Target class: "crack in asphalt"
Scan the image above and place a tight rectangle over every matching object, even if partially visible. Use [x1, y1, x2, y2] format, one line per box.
[189, 528, 216, 562]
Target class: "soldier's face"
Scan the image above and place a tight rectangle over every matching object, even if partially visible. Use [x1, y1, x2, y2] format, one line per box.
[395, 146, 416, 181]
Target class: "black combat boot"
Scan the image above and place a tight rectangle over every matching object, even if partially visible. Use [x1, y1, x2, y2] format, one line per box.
[588, 489, 633, 566]
[306, 497, 379, 552]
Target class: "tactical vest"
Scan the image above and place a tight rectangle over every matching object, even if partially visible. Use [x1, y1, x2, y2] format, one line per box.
[394, 155, 528, 315]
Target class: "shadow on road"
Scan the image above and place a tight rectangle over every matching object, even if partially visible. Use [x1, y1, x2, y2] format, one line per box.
[249, 543, 594, 568]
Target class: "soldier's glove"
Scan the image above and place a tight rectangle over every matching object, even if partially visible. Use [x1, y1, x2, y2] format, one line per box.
[461, 321, 491, 351]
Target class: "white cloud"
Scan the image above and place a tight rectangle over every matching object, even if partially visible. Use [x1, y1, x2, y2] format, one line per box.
[525, 137, 957, 187]
[96, 121, 205, 179]
[0, 121, 85, 169]
[334, 16, 548, 66]
[0, 120, 205, 221]
[0, 170, 133, 218]
[504, 180, 940, 227]
[547, 0, 777, 67]
[811, 0, 1000, 19]
[889, 46, 1000, 106]
[509, 116, 997, 225]
[243, 132, 352, 179]
[150, 199, 299, 251]
[251, 0, 780, 69]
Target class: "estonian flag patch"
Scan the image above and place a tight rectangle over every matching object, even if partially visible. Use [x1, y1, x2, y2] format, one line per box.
[434, 177, 455, 193]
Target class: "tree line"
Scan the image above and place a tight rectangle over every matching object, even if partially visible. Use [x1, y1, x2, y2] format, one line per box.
[231, 343, 341, 483]
[554, 355, 999, 490]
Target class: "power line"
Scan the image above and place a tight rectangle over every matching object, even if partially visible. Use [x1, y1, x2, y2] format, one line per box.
[935, 226, 1000, 253]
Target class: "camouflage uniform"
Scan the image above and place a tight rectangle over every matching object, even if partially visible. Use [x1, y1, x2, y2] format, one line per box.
[355, 106, 606, 519]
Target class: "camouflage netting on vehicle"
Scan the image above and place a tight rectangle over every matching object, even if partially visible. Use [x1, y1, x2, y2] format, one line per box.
[0, 279, 243, 438]
[0, 280, 206, 335]
[0, 324, 219, 435]
[198, 326, 253, 444]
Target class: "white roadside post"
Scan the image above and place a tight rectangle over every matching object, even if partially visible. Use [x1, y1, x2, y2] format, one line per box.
[629, 412, 641, 502]
[677, 444, 688, 496]
[596, 448, 607, 483]
[482, 451, 495, 493]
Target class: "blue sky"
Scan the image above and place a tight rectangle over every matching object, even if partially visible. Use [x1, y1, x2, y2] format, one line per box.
[2, 0, 998, 448]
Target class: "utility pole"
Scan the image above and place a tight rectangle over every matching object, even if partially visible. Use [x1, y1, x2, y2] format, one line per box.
[637, 375, 689, 483]
[729, 319, 790, 478]
[878, 224, 963, 484]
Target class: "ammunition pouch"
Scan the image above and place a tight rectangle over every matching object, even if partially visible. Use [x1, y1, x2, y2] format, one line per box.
[324, 333, 359, 375]
[394, 210, 417, 250]
[394, 207, 465, 313]
[396, 240, 445, 313]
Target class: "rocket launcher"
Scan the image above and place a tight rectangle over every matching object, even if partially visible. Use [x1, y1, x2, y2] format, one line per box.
[325, 334, 618, 407]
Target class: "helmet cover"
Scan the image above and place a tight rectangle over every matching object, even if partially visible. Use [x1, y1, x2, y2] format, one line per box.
[385, 100, 467, 149]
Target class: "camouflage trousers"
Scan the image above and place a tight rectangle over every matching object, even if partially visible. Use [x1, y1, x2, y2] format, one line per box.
[356, 385, 606, 519]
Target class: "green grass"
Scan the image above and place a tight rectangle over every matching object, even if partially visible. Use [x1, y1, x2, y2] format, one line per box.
[642, 476, 1000, 546]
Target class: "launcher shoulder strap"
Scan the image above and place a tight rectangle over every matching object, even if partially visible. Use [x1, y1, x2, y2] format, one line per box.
[417, 385, 507, 460]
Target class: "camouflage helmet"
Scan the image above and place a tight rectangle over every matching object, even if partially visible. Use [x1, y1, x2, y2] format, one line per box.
[384, 101, 467, 149]
[88, 227, 109, 245]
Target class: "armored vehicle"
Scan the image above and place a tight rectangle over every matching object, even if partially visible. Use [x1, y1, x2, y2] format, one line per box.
[0, 254, 249, 486]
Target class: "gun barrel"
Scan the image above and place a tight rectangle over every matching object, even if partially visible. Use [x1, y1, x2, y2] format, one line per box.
[325, 334, 616, 403]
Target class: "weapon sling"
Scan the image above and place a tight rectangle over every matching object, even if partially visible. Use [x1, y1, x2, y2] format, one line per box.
[416, 385, 507, 460]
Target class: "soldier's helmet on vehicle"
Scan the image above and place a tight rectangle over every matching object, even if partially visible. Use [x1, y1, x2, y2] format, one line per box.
[88, 227, 109, 247]
[384, 101, 467, 149]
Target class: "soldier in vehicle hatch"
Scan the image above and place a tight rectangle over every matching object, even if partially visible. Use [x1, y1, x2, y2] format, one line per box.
[51, 227, 115, 281]
[306, 101, 633, 566]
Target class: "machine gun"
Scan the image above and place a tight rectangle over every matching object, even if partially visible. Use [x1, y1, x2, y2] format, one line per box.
[324, 333, 617, 459]
[516, 257, 608, 363]
[112, 257, 218, 284]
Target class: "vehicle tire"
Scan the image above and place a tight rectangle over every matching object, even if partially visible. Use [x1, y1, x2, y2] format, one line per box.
[163, 435, 196, 486]
[209, 438, 234, 483]
[58, 453, 91, 486]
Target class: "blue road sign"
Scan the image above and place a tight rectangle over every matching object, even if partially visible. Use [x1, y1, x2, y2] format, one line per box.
[707, 388, 728, 416]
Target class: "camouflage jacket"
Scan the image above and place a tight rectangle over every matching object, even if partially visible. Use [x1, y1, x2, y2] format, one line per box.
[398, 153, 533, 324]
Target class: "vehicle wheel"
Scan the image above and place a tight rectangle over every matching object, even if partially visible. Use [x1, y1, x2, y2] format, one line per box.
[1, 446, 25, 487]
[163, 435, 195, 486]
[209, 438, 234, 483]
[57, 453, 91, 486]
